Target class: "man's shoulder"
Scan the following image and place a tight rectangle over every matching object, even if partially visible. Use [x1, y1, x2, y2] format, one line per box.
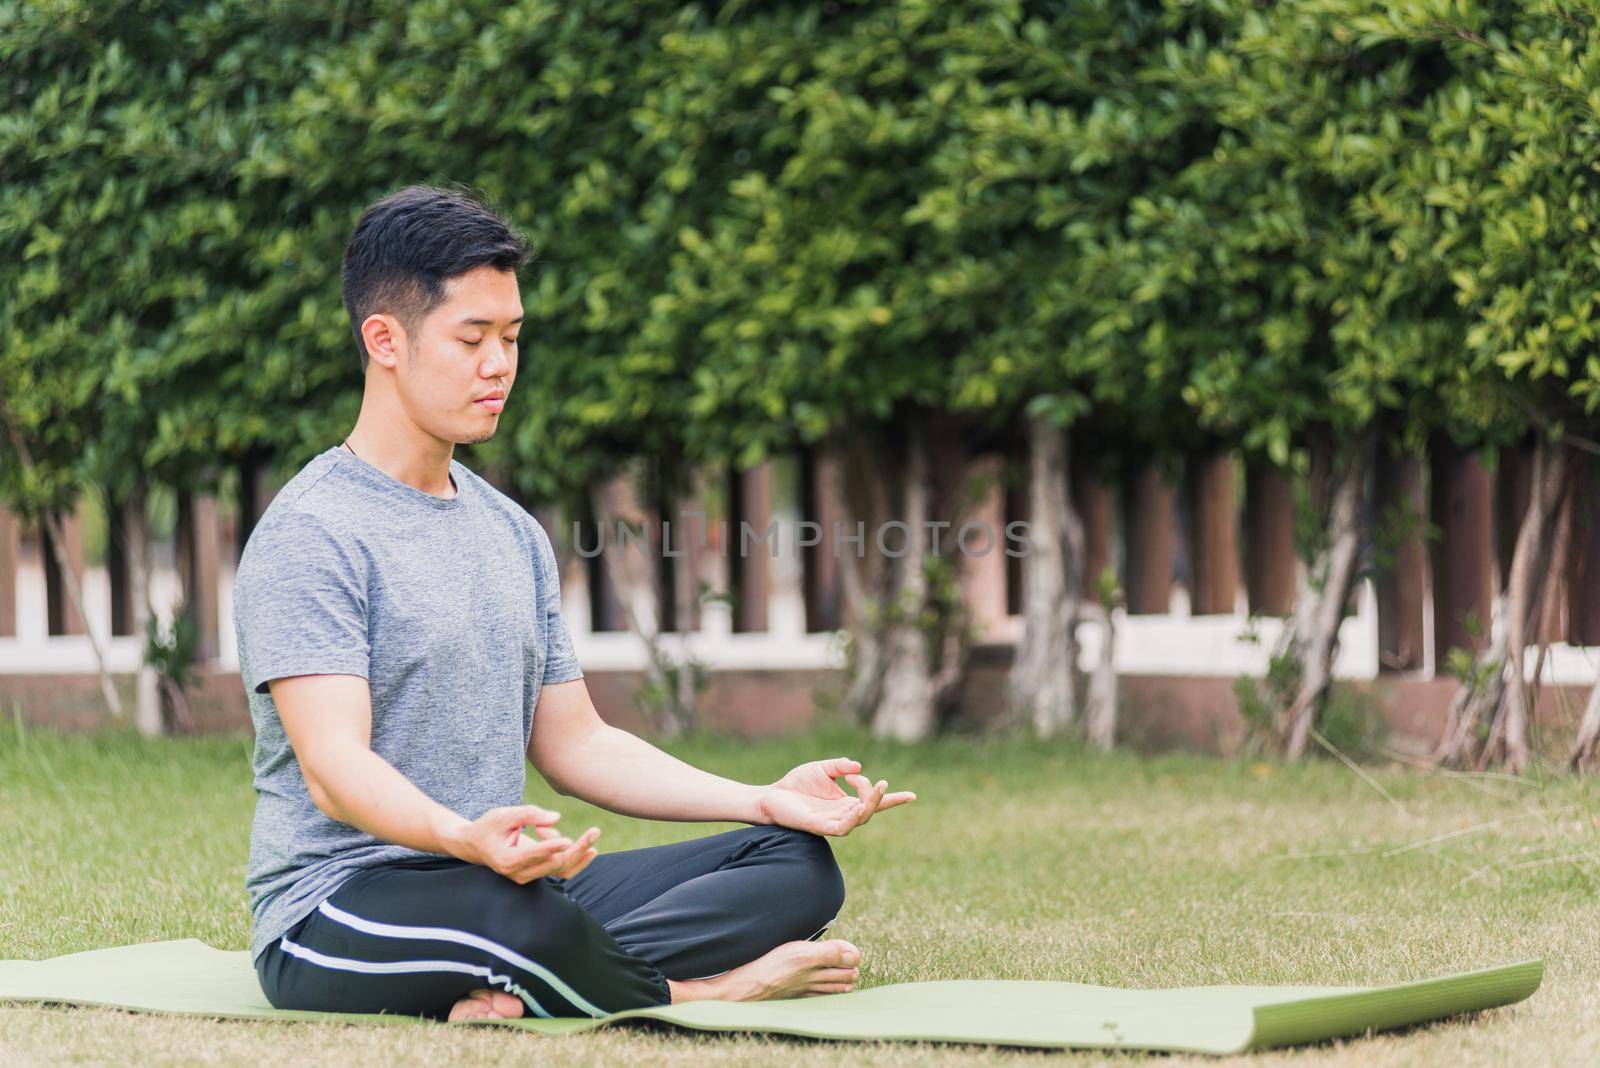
[238, 453, 354, 571]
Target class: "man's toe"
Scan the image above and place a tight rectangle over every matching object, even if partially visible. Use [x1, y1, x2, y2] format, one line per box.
[448, 999, 487, 1022]
[487, 990, 525, 1018]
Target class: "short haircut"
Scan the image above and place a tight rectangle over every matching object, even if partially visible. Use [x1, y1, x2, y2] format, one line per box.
[340, 184, 532, 371]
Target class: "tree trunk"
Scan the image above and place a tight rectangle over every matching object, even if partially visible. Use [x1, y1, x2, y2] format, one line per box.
[1006, 413, 1085, 737]
[590, 479, 691, 737]
[830, 416, 972, 740]
[839, 572, 887, 719]
[672, 566, 698, 725]
[1526, 475, 1575, 733]
[1278, 430, 1373, 758]
[871, 419, 938, 741]
[123, 478, 164, 736]
[1436, 439, 1573, 771]
[832, 430, 892, 722]
[1084, 601, 1120, 750]
[41, 506, 124, 723]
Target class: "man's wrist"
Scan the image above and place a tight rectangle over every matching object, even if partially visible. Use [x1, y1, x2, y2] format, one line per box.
[747, 784, 777, 826]
[432, 809, 477, 863]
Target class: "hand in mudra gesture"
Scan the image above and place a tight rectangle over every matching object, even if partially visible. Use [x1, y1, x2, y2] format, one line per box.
[451, 805, 600, 883]
[757, 756, 916, 837]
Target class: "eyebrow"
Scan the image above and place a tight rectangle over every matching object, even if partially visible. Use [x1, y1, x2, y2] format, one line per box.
[456, 315, 525, 326]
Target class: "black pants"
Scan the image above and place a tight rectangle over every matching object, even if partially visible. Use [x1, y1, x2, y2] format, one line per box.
[255, 826, 845, 1019]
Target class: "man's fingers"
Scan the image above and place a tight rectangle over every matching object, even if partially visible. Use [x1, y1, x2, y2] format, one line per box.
[843, 773, 875, 798]
[504, 835, 574, 882]
[551, 828, 600, 874]
[511, 835, 571, 864]
[532, 836, 572, 856]
[827, 816, 853, 836]
[837, 777, 885, 828]
[501, 804, 561, 829]
[564, 827, 600, 863]
[819, 756, 863, 779]
[560, 848, 598, 880]
[858, 780, 888, 825]
[846, 771, 910, 823]
[849, 782, 884, 829]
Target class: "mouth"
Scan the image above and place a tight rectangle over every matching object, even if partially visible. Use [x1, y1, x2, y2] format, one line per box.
[475, 394, 506, 413]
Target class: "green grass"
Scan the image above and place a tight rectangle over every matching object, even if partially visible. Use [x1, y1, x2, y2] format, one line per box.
[2, 717, 1598, 1065]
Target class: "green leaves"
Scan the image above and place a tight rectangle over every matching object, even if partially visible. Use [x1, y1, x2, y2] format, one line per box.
[4, 0, 1596, 517]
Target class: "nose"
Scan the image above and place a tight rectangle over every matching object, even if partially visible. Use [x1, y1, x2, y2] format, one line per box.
[480, 343, 513, 381]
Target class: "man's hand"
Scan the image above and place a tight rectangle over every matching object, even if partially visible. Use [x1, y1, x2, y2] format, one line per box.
[446, 804, 601, 884]
[757, 757, 916, 837]
[531, 822, 601, 880]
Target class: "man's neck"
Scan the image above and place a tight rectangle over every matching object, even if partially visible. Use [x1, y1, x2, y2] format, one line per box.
[343, 417, 458, 500]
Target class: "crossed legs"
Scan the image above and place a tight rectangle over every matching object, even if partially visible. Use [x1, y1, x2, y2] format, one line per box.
[256, 825, 857, 1019]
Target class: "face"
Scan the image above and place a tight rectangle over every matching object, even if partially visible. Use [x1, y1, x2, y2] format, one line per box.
[361, 264, 522, 446]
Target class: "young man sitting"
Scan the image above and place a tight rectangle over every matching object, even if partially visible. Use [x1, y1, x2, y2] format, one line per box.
[233, 185, 914, 1022]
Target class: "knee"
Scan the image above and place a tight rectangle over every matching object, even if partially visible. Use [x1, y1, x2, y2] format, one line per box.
[468, 874, 589, 958]
[768, 827, 845, 932]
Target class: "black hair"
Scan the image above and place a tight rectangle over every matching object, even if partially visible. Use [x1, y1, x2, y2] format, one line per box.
[340, 184, 532, 371]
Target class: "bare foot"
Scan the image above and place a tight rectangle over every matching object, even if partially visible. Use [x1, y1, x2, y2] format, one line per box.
[447, 988, 525, 1022]
[667, 939, 861, 1004]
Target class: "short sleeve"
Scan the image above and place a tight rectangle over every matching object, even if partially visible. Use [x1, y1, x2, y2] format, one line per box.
[234, 511, 370, 696]
[532, 519, 583, 685]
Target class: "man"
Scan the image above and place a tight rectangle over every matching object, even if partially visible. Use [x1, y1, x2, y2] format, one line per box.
[233, 185, 914, 1022]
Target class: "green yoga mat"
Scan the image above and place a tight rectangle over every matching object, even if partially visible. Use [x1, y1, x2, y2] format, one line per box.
[0, 940, 1541, 1055]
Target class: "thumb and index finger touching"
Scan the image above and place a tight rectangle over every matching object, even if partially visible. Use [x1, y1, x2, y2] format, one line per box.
[836, 764, 918, 810]
[509, 809, 603, 864]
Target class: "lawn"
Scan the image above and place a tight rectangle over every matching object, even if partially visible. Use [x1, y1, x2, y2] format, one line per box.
[1, 716, 1597, 1066]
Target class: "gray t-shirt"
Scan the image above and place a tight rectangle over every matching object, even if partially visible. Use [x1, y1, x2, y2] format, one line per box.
[232, 446, 583, 961]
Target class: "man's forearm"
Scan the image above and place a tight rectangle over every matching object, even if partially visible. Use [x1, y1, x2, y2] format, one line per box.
[545, 724, 772, 824]
[311, 746, 474, 858]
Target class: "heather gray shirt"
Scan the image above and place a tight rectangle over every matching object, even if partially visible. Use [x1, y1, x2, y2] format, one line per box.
[233, 446, 583, 961]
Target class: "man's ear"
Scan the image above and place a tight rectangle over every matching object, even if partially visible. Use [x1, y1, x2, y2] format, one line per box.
[360, 313, 405, 370]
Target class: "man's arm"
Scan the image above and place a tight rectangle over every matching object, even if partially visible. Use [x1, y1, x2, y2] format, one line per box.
[527, 678, 767, 823]
[527, 678, 915, 835]
[270, 673, 599, 882]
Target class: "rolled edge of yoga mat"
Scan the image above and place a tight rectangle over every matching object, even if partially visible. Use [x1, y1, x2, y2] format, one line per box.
[1246, 959, 1545, 1051]
[524, 964, 1550, 1055]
